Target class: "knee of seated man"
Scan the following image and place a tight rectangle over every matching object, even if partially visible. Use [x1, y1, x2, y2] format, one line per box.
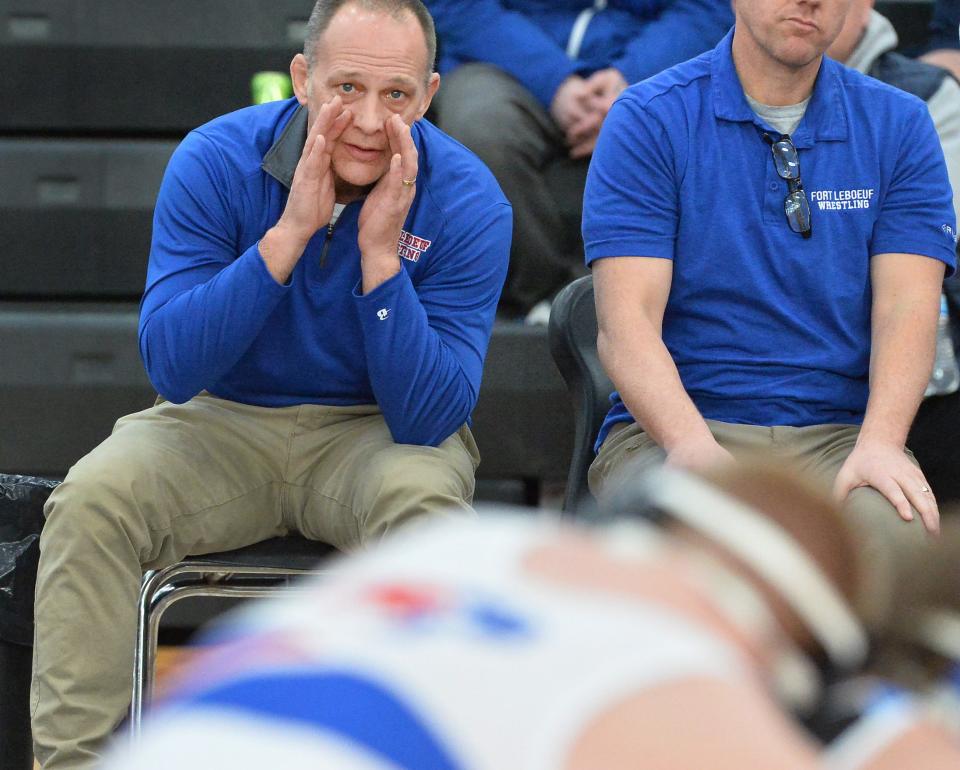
[42, 452, 150, 547]
[844, 486, 926, 536]
[843, 485, 940, 633]
[356, 445, 474, 520]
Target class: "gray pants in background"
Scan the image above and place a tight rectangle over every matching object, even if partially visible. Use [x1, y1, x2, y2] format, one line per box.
[31, 394, 480, 769]
[433, 64, 588, 316]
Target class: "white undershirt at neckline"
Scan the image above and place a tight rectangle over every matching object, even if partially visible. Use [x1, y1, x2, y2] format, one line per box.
[329, 202, 346, 226]
[745, 93, 810, 136]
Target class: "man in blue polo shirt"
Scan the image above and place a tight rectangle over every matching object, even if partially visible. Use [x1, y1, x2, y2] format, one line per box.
[584, 0, 956, 631]
[30, 1, 510, 767]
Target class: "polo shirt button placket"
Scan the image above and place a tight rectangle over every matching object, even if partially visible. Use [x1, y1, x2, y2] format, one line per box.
[764, 173, 784, 224]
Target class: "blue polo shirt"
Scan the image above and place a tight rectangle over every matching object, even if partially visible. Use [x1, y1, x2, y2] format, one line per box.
[584, 29, 957, 449]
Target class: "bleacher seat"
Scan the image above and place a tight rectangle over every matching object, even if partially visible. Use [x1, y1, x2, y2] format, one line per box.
[0, 139, 174, 297]
[876, 0, 935, 50]
[0, 0, 312, 133]
[0, 301, 151, 475]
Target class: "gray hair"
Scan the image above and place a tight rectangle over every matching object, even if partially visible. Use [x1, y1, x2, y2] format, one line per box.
[303, 0, 437, 80]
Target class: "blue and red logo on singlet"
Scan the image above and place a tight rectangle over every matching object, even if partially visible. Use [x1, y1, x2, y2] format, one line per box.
[363, 582, 533, 640]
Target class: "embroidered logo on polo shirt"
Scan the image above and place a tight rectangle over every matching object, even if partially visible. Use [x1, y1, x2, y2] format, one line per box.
[377, 308, 389, 321]
[809, 188, 875, 211]
[397, 230, 432, 263]
[942, 224, 958, 245]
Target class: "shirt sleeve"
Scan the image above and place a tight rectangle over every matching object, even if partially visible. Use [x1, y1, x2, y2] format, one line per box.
[353, 202, 512, 446]
[582, 96, 681, 264]
[611, 0, 733, 85]
[138, 131, 289, 403]
[427, 0, 580, 109]
[871, 99, 958, 275]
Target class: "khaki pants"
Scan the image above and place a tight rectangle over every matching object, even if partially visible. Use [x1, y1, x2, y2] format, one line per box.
[31, 394, 480, 769]
[589, 420, 936, 635]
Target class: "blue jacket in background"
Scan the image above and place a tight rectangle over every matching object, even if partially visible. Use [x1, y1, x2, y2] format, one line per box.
[928, 0, 960, 51]
[427, 0, 734, 108]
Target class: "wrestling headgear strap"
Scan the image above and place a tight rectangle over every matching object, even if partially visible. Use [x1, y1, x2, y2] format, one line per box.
[637, 467, 869, 671]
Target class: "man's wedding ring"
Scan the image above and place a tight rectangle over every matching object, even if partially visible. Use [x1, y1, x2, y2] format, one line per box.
[401, 178, 416, 187]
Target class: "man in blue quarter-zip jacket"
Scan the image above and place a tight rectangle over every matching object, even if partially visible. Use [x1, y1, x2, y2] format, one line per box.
[427, 0, 733, 318]
[29, 2, 510, 768]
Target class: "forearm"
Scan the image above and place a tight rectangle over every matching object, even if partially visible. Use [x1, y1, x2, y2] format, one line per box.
[860, 296, 939, 448]
[599, 324, 714, 452]
[259, 223, 310, 285]
[139, 242, 288, 402]
[141, 124, 318, 402]
[357, 270, 481, 446]
[360, 251, 402, 295]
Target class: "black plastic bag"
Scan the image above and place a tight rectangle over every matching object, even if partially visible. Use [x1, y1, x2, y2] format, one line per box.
[0, 475, 58, 646]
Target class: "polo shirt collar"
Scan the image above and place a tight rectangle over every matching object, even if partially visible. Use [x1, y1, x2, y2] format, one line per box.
[262, 102, 308, 189]
[711, 27, 848, 145]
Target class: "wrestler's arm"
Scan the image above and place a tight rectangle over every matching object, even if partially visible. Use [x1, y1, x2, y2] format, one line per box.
[824, 693, 960, 770]
[566, 675, 960, 770]
[840, 721, 960, 770]
[564, 676, 820, 770]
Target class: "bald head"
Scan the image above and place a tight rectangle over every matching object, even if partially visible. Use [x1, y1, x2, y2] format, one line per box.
[303, 0, 436, 82]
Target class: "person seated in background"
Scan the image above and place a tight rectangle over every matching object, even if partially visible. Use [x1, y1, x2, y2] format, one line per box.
[918, 0, 960, 81]
[426, 0, 734, 321]
[30, 1, 511, 767]
[585, 0, 956, 638]
[827, 0, 959, 221]
[98, 462, 960, 769]
[826, 0, 960, 508]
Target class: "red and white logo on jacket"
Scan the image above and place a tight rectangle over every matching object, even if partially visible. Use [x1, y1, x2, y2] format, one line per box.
[397, 230, 433, 262]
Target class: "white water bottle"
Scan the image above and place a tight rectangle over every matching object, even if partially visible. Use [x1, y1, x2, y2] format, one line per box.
[926, 294, 960, 397]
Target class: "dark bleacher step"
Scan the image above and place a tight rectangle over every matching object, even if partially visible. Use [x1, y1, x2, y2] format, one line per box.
[0, 0, 312, 133]
[0, 302, 154, 474]
[876, 0, 936, 51]
[0, 138, 175, 297]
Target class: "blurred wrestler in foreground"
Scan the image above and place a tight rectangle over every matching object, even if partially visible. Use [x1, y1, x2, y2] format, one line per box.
[102, 463, 960, 769]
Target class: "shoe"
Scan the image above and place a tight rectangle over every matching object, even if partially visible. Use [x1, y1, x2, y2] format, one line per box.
[524, 299, 552, 326]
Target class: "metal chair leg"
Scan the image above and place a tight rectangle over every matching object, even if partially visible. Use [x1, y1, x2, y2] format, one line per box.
[129, 563, 318, 739]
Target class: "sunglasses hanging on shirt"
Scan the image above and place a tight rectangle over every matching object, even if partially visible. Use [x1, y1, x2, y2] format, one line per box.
[764, 133, 812, 240]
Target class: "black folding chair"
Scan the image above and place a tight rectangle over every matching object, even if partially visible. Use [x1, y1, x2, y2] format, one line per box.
[548, 275, 614, 512]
